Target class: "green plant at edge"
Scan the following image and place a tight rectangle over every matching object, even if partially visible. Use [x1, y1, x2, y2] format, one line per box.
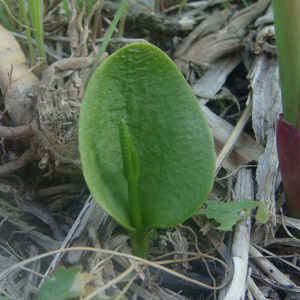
[272, 0, 300, 220]
[0, 1, 12, 30]
[62, 0, 70, 21]
[20, 0, 36, 66]
[28, 0, 46, 62]
[79, 43, 215, 258]
[273, 1, 300, 129]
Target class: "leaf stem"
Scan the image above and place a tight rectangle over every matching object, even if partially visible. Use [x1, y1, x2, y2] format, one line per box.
[127, 178, 143, 233]
[119, 120, 147, 257]
[119, 120, 142, 232]
[273, 0, 300, 130]
[129, 229, 148, 259]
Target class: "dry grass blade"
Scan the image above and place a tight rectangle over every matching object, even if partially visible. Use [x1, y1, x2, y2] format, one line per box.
[0, 247, 232, 294]
[221, 168, 253, 300]
[215, 99, 253, 174]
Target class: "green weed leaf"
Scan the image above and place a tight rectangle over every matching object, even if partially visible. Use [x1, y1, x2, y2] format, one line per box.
[79, 43, 215, 232]
[37, 267, 82, 300]
[199, 199, 268, 231]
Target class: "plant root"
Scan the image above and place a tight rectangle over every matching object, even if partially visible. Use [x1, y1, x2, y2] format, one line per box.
[0, 148, 35, 176]
[0, 120, 37, 140]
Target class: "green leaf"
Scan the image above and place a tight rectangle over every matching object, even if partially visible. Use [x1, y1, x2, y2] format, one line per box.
[273, 0, 300, 129]
[199, 199, 268, 231]
[79, 43, 215, 232]
[37, 267, 82, 300]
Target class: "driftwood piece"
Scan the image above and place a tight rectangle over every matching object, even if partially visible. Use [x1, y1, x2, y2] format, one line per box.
[250, 22, 281, 229]
[174, 8, 233, 59]
[101, 0, 214, 36]
[193, 55, 242, 100]
[255, 129, 280, 226]
[250, 53, 281, 145]
[174, 0, 270, 75]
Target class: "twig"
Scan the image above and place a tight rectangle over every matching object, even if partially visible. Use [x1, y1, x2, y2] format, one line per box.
[222, 168, 253, 300]
[216, 98, 253, 174]
[255, 243, 300, 273]
[249, 245, 295, 287]
[248, 276, 267, 300]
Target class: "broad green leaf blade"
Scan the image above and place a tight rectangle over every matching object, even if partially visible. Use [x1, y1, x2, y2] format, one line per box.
[199, 199, 268, 231]
[79, 43, 215, 231]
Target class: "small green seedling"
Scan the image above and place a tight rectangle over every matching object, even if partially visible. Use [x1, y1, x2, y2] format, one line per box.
[37, 267, 101, 300]
[79, 43, 215, 258]
[37, 267, 82, 300]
